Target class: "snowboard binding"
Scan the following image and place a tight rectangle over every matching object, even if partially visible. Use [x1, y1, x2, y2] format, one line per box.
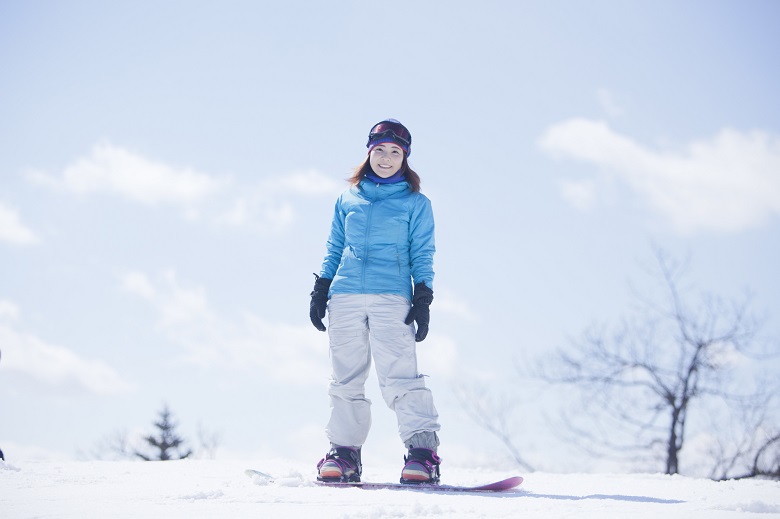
[317, 446, 362, 483]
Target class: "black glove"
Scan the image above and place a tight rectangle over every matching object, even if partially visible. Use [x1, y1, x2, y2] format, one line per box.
[309, 274, 332, 332]
[404, 282, 433, 342]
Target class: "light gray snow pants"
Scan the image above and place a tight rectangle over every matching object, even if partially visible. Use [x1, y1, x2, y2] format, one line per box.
[325, 294, 440, 448]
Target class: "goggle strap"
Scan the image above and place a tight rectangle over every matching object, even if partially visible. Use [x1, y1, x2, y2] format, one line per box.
[368, 129, 411, 148]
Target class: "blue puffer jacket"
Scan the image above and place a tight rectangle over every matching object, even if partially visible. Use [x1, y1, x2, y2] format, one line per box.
[319, 178, 435, 302]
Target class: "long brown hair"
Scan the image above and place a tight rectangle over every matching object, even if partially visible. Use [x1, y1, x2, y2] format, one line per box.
[348, 155, 422, 192]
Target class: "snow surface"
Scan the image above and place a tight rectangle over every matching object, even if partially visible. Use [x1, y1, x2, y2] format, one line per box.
[2, 458, 779, 518]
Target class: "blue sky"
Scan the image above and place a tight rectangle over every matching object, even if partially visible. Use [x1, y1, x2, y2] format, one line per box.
[1, 1, 779, 472]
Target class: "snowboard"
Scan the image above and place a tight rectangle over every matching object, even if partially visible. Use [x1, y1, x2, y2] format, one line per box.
[245, 469, 522, 493]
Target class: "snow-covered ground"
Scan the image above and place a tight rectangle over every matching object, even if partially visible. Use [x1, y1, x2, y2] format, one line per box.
[2, 458, 778, 518]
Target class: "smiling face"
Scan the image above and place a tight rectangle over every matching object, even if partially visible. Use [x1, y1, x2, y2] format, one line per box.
[369, 142, 405, 178]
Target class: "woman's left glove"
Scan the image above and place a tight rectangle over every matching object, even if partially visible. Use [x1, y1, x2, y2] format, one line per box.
[309, 274, 332, 332]
[404, 282, 434, 342]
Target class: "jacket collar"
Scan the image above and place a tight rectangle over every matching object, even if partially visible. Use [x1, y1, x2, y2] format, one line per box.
[355, 178, 410, 200]
[365, 170, 405, 184]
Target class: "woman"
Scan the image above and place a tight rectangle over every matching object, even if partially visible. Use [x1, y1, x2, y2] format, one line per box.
[309, 119, 441, 484]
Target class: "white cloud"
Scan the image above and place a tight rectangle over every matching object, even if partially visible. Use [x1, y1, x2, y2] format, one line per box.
[417, 334, 458, 379]
[28, 143, 341, 233]
[0, 305, 134, 395]
[0, 299, 20, 320]
[27, 141, 229, 209]
[120, 270, 330, 384]
[122, 269, 211, 327]
[539, 118, 780, 233]
[597, 88, 625, 117]
[216, 197, 296, 231]
[275, 168, 343, 196]
[434, 288, 479, 323]
[215, 169, 340, 231]
[120, 271, 157, 300]
[0, 202, 39, 245]
[557, 179, 598, 211]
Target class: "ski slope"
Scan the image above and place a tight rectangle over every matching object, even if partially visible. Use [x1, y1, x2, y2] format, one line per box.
[2, 458, 778, 518]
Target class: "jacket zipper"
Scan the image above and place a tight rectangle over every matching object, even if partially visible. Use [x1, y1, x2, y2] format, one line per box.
[361, 194, 375, 292]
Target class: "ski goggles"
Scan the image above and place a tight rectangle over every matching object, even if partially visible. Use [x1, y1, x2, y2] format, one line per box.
[367, 120, 412, 150]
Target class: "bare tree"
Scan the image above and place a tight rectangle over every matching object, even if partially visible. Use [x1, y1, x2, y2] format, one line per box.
[79, 429, 135, 461]
[706, 397, 780, 480]
[739, 433, 780, 479]
[538, 250, 778, 478]
[454, 383, 535, 472]
[715, 431, 780, 480]
[195, 423, 221, 460]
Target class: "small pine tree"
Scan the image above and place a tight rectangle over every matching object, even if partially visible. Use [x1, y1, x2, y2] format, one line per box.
[135, 404, 193, 461]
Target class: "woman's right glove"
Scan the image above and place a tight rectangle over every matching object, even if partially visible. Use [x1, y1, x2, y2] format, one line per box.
[309, 274, 332, 332]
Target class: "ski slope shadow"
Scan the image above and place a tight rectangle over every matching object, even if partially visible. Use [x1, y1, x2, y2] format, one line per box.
[524, 492, 685, 504]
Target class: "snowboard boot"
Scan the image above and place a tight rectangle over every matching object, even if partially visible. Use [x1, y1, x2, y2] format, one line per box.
[400, 448, 441, 484]
[317, 446, 362, 483]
